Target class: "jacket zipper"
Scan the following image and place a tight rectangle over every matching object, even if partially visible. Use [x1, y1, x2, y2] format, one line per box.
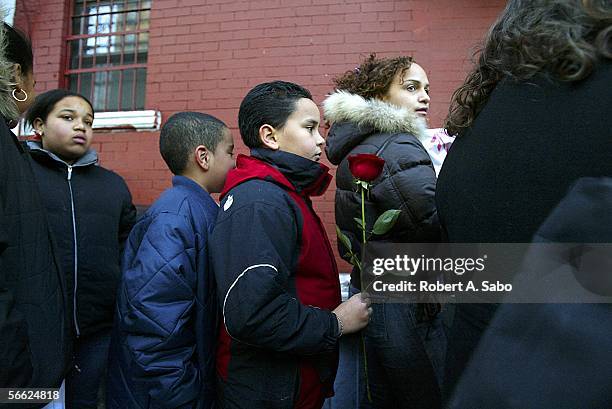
[67, 165, 80, 337]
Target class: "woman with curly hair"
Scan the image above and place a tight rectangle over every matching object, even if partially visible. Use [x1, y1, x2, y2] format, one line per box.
[436, 0, 612, 400]
[324, 54, 446, 409]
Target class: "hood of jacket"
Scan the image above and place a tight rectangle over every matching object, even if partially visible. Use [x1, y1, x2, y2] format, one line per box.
[27, 140, 99, 167]
[323, 90, 427, 165]
[221, 148, 332, 199]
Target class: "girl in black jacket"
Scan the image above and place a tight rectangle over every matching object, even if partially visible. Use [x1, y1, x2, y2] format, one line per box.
[324, 54, 445, 409]
[26, 89, 136, 409]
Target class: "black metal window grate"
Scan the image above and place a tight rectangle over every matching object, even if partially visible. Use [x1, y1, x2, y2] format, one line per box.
[66, 0, 150, 112]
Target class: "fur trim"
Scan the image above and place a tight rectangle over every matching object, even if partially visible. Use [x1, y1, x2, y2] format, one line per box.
[0, 9, 20, 121]
[323, 90, 426, 138]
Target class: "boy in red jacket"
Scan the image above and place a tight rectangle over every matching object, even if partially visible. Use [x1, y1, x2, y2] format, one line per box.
[210, 81, 371, 409]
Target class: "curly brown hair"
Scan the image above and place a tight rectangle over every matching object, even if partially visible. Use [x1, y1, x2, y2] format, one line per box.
[332, 53, 414, 99]
[445, 0, 612, 137]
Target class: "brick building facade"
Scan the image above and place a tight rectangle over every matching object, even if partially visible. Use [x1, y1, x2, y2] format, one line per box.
[14, 0, 506, 270]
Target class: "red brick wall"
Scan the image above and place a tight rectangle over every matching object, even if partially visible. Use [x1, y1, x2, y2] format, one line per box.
[15, 0, 506, 271]
[14, 0, 70, 91]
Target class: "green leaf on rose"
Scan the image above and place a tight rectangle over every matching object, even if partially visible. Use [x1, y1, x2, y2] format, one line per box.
[353, 217, 364, 230]
[336, 225, 352, 252]
[372, 209, 401, 235]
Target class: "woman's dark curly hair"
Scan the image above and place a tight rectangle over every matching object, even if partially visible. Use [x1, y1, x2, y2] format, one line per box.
[333, 53, 414, 99]
[445, 0, 612, 137]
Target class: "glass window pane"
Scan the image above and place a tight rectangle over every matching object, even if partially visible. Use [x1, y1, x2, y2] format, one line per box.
[109, 34, 121, 53]
[95, 1, 114, 9]
[80, 72, 93, 103]
[97, 9, 112, 34]
[121, 69, 134, 110]
[126, 11, 138, 31]
[126, 0, 141, 9]
[109, 35, 122, 66]
[139, 10, 150, 30]
[95, 36, 110, 67]
[111, 10, 125, 32]
[94, 71, 109, 111]
[74, 2, 84, 16]
[82, 39, 94, 69]
[68, 74, 79, 93]
[135, 68, 146, 110]
[141, 0, 152, 9]
[107, 71, 121, 111]
[137, 33, 148, 64]
[86, 14, 97, 35]
[69, 40, 81, 69]
[123, 34, 136, 64]
[72, 17, 85, 35]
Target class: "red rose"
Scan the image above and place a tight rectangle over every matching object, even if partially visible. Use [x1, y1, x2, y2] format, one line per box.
[348, 153, 385, 182]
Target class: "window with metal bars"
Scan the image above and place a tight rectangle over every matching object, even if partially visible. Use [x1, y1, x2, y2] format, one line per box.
[66, 0, 150, 112]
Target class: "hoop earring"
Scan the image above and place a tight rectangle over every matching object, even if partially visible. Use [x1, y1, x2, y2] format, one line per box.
[12, 88, 28, 102]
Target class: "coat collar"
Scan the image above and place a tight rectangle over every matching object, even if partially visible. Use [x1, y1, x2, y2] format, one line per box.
[323, 90, 427, 136]
[172, 175, 218, 208]
[221, 148, 332, 199]
[27, 140, 98, 167]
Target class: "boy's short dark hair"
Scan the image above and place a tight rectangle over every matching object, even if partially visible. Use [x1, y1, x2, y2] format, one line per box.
[238, 81, 312, 149]
[159, 112, 227, 175]
[26, 89, 94, 127]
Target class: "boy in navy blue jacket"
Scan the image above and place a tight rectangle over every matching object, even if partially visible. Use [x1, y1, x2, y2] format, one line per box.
[107, 112, 235, 409]
[210, 81, 371, 409]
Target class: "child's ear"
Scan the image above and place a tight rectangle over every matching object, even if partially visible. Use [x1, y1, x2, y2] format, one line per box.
[259, 124, 279, 150]
[194, 145, 211, 171]
[32, 118, 45, 137]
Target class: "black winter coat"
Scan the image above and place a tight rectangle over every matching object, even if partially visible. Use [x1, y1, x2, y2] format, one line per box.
[0, 119, 69, 394]
[436, 60, 612, 395]
[324, 91, 440, 287]
[28, 142, 136, 338]
[449, 177, 612, 409]
[437, 61, 612, 244]
[211, 149, 341, 408]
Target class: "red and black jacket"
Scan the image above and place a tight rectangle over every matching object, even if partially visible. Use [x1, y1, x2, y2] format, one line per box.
[210, 148, 342, 409]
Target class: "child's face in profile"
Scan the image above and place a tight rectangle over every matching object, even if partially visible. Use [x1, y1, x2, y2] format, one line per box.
[275, 98, 325, 162]
[207, 127, 235, 193]
[35, 96, 94, 164]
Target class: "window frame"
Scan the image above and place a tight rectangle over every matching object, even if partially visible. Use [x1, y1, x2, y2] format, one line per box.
[64, 0, 151, 113]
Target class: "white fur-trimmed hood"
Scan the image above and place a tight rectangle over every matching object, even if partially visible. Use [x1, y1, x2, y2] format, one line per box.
[323, 90, 426, 138]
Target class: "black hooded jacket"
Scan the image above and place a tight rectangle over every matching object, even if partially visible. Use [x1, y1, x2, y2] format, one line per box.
[0, 119, 69, 394]
[323, 91, 440, 286]
[28, 142, 136, 338]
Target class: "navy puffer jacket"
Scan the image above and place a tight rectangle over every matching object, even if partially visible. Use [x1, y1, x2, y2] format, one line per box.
[107, 176, 218, 409]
